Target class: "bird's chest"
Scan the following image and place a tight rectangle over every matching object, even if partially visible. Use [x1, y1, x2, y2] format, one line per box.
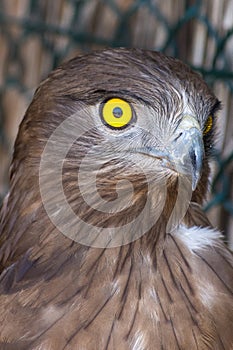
[70, 255, 205, 350]
[71, 239, 230, 350]
[1, 244, 227, 350]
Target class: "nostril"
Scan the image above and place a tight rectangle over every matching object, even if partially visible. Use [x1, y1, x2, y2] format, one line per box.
[174, 132, 183, 142]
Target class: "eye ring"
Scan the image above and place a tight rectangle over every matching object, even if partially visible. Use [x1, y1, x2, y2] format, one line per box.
[100, 98, 134, 129]
[203, 115, 213, 135]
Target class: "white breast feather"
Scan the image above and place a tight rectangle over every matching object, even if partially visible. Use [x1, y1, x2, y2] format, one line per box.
[131, 330, 147, 350]
[173, 224, 223, 251]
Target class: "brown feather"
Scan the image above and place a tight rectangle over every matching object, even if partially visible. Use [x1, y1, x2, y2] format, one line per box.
[0, 48, 232, 349]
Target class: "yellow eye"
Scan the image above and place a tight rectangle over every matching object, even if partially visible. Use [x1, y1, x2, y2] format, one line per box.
[101, 98, 133, 129]
[203, 115, 213, 135]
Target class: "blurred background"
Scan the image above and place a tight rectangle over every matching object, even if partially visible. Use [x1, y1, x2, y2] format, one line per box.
[0, 0, 232, 247]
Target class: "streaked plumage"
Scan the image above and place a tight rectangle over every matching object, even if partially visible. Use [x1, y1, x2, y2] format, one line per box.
[0, 48, 232, 349]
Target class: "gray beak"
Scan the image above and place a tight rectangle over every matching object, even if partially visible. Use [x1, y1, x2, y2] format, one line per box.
[171, 126, 204, 190]
[137, 116, 204, 191]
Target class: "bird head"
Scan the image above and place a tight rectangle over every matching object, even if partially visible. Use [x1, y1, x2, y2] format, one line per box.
[8, 48, 220, 247]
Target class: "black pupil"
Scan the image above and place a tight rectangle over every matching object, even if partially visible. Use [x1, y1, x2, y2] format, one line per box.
[113, 107, 123, 118]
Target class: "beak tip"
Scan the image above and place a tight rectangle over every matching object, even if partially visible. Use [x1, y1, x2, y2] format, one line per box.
[192, 175, 199, 191]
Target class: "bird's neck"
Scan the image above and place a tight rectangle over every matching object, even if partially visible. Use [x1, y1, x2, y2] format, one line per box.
[0, 153, 208, 271]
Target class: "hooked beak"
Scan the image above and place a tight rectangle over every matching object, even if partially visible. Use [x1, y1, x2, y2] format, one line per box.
[137, 116, 204, 191]
[172, 124, 204, 190]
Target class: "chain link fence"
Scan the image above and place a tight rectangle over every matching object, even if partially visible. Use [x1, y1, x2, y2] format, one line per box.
[0, 0, 232, 246]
